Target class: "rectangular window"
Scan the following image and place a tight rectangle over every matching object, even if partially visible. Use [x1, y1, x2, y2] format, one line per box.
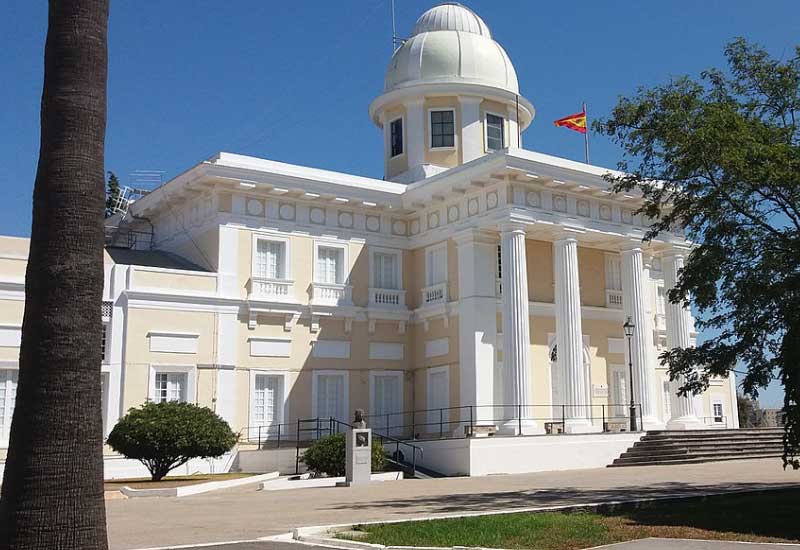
[371, 372, 402, 435]
[316, 246, 344, 285]
[656, 286, 667, 316]
[255, 239, 286, 280]
[662, 379, 672, 421]
[713, 401, 724, 423]
[316, 373, 346, 421]
[425, 245, 447, 286]
[497, 244, 502, 279]
[430, 110, 455, 148]
[426, 367, 450, 430]
[373, 252, 398, 289]
[390, 118, 403, 157]
[486, 113, 505, 150]
[101, 322, 110, 363]
[154, 372, 187, 403]
[605, 255, 623, 291]
[0, 369, 18, 444]
[253, 374, 283, 426]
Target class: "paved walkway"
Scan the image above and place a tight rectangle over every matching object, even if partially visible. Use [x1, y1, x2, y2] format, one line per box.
[106, 458, 800, 550]
[594, 539, 800, 549]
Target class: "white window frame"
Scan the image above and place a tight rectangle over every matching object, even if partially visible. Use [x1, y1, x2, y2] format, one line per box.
[0, 365, 19, 447]
[604, 253, 623, 291]
[101, 321, 111, 364]
[484, 111, 506, 152]
[311, 370, 350, 421]
[712, 396, 724, 424]
[426, 365, 450, 428]
[424, 242, 448, 286]
[251, 233, 292, 281]
[313, 240, 349, 285]
[369, 246, 403, 289]
[148, 364, 197, 404]
[248, 370, 288, 429]
[428, 108, 457, 151]
[662, 376, 672, 422]
[388, 115, 405, 158]
[369, 370, 404, 417]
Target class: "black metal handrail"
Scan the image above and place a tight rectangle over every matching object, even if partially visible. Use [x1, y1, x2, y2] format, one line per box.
[361, 402, 644, 441]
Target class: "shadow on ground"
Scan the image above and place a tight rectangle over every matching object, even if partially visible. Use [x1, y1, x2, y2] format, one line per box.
[330, 482, 800, 541]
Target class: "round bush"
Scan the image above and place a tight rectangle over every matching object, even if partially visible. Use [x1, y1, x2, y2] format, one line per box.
[301, 433, 386, 476]
[107, 401, 238, 481]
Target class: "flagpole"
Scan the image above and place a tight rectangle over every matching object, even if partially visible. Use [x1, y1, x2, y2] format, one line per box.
[583, 102, 589, 164]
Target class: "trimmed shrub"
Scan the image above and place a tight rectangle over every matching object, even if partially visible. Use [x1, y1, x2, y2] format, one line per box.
[107, 401, 238, 481]
[301, 433, 386, 476]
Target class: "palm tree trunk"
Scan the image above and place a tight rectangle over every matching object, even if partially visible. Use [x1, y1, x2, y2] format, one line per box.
[0, 1, 110, 549]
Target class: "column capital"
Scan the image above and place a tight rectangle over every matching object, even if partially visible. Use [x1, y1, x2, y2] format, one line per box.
[617, 238, 646, 253]
[499, 221, 528, 235]
[452, 227, 496, 248]
[660, 244, 692, 259]
[552, 227, 584, 244]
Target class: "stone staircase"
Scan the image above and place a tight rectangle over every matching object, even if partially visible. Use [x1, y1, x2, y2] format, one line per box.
[609, 428, 784, 467]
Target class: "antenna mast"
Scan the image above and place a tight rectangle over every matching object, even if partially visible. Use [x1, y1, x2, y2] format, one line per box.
[391, 0, 398, 52]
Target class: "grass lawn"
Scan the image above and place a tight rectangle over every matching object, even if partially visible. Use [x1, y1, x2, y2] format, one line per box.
[104, 472, 255, 491]
[344, 489, 800, 550]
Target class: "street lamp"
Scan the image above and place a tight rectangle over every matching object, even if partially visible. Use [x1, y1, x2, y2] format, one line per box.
[623, 317, 637, 432]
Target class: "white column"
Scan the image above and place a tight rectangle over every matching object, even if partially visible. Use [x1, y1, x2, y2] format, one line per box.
[459, 96, 483, 163]
[663, 248, 704, 430]
[455, 229, 498, 427]
[553, 232, 595, 433]
[642, 256, 666, 430]
[499, 223, 541, 434]
[620, 243, 660, 429]
[506, 103, 521, 149]
[405, 98, 425, 173]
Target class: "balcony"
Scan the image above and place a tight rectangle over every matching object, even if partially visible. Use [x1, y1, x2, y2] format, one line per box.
[605, 289, 623, 309]
[312, 282, 353, 306]
[421, 282, 448, 306]
[248, 277, 293, 302]
[369, 287, 406, 309]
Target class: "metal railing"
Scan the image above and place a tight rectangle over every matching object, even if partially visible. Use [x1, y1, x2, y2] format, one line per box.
[361, 402, 644, 441]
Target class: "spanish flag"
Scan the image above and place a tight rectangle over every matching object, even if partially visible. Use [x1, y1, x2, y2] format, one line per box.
[554, 110, 587, 134]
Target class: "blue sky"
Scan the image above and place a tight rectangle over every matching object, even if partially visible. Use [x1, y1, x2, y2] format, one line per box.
[2, 1, 797, 406]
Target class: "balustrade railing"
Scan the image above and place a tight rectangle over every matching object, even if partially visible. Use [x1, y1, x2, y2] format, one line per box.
[421, 282, 448, 305]
[312, 282, 353, 306]
[369, 287, 406, 308]
[248, 277, 293, 301]
[605, 289, 624, 309]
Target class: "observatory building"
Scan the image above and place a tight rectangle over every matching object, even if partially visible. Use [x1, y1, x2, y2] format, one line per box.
[0, 3, 737, 478]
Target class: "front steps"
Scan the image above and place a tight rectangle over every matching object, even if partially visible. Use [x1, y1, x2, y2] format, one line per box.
[609, 428, 784, 467]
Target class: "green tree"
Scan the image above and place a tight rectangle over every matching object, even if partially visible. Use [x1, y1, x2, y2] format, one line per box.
[301, 433, 386, 477]
[594, 39, 800, 466]
[0, 1, 110, 548]
[105, 171, 121, 217]
[737, 394, 767, 428]
[107, 402, 238, 481]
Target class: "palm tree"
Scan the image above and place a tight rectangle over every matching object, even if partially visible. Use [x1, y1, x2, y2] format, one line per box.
[0, 1, 110, 549]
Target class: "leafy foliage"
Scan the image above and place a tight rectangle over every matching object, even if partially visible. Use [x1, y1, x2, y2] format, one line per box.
[104, 170, 120, 217]
[107, 401, 238, 481]
[737, 394, 767, 428]
[594, 39, 800, 466]
[301, 433, 386, 476]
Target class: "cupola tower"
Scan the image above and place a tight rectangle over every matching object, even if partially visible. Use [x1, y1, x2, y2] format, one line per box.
[369, 2, 535, 183]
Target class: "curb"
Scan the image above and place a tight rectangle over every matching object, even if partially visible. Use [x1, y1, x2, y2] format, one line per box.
[120, 471, 280, 498]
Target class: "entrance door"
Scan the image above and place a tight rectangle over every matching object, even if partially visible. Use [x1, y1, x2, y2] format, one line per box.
[609, 365, 628, 421]
[372, 372, 402, 436]
[550, 354, 564, 420]
[315, 373, 346, 422]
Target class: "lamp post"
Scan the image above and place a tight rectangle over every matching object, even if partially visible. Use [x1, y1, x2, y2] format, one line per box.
[623, 317, 637, 432]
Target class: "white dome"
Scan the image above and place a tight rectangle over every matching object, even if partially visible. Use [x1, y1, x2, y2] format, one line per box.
[412, 3, 491, 38]
[384, 3, 519, 94]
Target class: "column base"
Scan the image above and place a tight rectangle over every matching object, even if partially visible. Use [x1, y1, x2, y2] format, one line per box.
[563, 418, 603, 434]
[666, 415, 705, 431]
[498, 418, 544, 436]
[641, 416, 666, 431]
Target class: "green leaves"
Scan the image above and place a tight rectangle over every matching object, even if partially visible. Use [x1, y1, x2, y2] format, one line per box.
[594, 38, 800, 467]
[301, 433, 386, 477]
[107, 401, 238, 481]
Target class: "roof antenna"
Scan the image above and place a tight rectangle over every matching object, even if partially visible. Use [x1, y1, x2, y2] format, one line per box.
[391, 0, 404, 52]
